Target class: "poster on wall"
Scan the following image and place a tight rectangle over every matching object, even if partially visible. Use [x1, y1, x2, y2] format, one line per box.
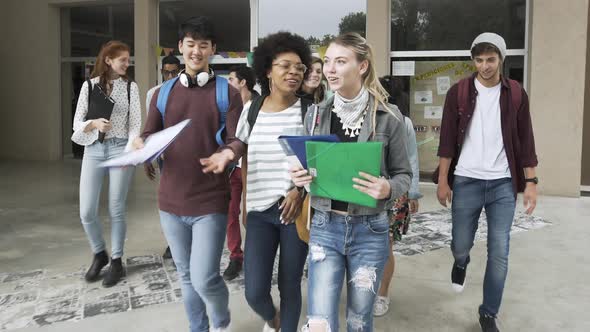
[424, 106, 443, 119]
[436, 76, 451, 95]
[414, 91, 433, 104]
[407, 61, 475, 176]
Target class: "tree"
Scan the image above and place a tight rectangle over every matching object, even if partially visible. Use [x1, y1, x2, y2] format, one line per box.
[338, 12, 366, 37]
[306, 35, 321, 46]
[320, 33, 336, 46]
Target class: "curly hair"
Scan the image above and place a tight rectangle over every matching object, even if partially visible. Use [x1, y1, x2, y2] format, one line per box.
[253, 31, 312, 95]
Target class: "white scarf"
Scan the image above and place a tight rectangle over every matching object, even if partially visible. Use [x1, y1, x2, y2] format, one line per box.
[332, 87, 370, 137]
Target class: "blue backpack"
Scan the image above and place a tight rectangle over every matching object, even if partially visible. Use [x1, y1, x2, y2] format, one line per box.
[154, 76, 229, 169]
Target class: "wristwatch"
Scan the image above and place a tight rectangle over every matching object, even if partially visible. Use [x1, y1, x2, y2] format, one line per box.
[525, 177, 539, 185]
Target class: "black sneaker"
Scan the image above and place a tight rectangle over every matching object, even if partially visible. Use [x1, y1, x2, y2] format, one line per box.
[223, 259, 242, 281]
[163, 246, 172, 259]
[451, 262, 467, 293]
[479, 313, 499, 332]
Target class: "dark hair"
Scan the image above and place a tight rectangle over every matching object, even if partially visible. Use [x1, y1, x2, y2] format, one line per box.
[178, 16, 216, 45]
[162, 54, 181, 67]
[229, 65, 256, 92]
[471, 42, 502, 60]
[91, 40, 130, 88]
[253, 31, 312, 95]
[379, 75, 409, 117]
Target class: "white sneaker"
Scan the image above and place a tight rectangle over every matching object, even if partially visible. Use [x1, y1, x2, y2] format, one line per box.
[263, 322, 278, 332]
[211, 322, 231, 332]
[373, 296, 390, 317]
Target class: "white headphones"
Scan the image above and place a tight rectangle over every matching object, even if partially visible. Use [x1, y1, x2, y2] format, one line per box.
[178, 69, 215, 88]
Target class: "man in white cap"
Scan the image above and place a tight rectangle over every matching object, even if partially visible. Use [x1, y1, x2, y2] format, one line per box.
[435, 32, 539, 332]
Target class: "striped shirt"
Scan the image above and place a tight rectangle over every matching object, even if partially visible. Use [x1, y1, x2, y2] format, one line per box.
[236, 99, 304, 212]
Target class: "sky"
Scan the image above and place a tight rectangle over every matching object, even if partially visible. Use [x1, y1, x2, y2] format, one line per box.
[258, 0, 366, 39]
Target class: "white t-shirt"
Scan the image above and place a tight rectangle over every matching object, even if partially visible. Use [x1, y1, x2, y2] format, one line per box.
[454, 78, 511, 180]
[236, 99, 304, 212]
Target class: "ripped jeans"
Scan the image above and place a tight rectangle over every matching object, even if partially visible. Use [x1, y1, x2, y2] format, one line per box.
[306, 210, 390, 332]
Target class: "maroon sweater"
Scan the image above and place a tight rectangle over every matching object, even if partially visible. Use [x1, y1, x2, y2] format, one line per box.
[142, 78, 245, 216]
[438, 74, 538, 196]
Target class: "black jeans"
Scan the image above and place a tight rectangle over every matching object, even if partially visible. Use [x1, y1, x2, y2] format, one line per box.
[244, 203, 309, 332]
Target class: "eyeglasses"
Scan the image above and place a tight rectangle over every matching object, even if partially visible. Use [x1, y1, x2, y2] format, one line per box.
[272, 61, 307, 73]
[162, 69, 180, 77]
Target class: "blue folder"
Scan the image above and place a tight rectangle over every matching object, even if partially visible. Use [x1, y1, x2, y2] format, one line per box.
[278, 135, 340, 169]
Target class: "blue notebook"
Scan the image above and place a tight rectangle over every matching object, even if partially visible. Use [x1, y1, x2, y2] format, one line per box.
[278, 135, 340, 169]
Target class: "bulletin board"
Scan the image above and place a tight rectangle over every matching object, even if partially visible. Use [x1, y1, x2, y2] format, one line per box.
[409, 61, 475, 175]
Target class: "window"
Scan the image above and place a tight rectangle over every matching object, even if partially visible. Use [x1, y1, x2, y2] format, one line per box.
[390, 0, 528, 179]
[70, 3, 134, 57]
[390, 0, 526, 51]
[159, 0, 250, 52]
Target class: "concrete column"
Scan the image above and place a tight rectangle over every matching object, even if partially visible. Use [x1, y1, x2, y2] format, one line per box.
[366, 0, 391, 77]
[0, 0, 62, 160]
[250, 0, 259, 50]
[134, 0, 158, 118]
[529, 0, 590, 196]
[582, 4, 590, 186]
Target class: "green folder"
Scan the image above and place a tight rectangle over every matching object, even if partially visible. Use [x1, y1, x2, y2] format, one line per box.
[306, 141, 383, 208]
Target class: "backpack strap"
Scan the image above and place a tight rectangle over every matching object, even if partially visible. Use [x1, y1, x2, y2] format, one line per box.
[457, 77, 470, 115]
[127, 80, 132, 124]
[156, 77, 179, 121]
[247, 95, 267, 135]
[215, 76, 230, 146]
[86, 79, 92, 111]
[508, 79, 523, 113]
[127, 80, 131, 105]
[247, 96, 310, 136]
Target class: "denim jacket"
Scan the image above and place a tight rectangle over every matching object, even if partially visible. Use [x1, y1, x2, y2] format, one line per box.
[304, 95, 412, 215]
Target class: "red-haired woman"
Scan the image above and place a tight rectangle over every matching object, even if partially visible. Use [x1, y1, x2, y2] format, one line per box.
[72, 40, 141, 287]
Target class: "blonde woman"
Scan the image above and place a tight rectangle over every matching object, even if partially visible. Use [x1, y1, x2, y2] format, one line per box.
[290, 33, 412, 332]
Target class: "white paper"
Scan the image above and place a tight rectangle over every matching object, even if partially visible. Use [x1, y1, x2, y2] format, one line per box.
[437, 76, 451, 95]
[392, 61, 415, 76]
[414, 91, 433, 104]
[424, 106, 443, 119]
[286, 155, 310, 192]
[99, 119, 191, 168]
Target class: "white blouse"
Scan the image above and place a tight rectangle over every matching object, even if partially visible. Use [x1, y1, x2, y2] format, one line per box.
[72, 77, 141, 151]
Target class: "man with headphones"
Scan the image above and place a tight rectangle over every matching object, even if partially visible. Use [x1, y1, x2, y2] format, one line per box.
[133, 16, 244, 332]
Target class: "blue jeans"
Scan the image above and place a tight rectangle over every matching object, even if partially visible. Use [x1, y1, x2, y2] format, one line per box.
[79, 138, 133, 259]
[159, 211, 231, 332]
[244, 203, 308, 332]
[451, 175, 516, 317]
[307, 210, 390, 332]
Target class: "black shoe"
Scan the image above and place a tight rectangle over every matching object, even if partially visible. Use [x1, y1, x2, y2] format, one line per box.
[451, 261, 467, 293]
[85, 250, 109, 282]
[102, 258, 125, 288]
[479, 313, 499, 332]
[163, 246, 172, 259]
[223, 260, 242, 281]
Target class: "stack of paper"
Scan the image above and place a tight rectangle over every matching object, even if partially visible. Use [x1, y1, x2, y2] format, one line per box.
[99, 119, 191, 168]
